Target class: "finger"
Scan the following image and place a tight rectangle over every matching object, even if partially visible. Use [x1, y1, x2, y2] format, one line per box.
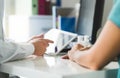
[80, 47, 90, 51]
[44, 39, 54, 43]
[61, 54, 69, 59]
[40, 40, 50, 47]
[76, 44, 84, 50]
[33, 34, 44, 39]
[76, 43, 84, 47]
[67, 51, 74, 61]
[37, 33, 44, 38]
[71, 44, 84, 51]
[29, 34, 44, 41]
[45, 43, 49, 47]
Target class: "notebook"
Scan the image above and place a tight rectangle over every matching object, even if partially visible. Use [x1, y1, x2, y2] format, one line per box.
[44, 28, 77, 56]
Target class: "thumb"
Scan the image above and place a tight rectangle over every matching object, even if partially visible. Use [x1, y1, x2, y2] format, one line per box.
[38, 33, 44, 38]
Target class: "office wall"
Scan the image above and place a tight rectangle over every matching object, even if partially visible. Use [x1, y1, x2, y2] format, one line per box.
[77, 0, 97, 37]
[15, 0, 32, 15]
[4, 0, 16, 37]
[102, 0, 113, 26]
[97, 0, 113, 37]
[61, 0, 80, 8]
[51, 0, 80, 8]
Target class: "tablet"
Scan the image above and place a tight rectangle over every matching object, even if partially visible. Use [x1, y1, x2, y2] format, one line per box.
[44, 29, 77, 55]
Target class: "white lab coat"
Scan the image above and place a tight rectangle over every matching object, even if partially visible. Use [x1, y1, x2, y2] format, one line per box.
[0, 0, 34, 64]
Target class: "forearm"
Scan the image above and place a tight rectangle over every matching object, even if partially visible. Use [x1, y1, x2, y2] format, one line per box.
[73, 20, 120, 70]
[90, 20, 120, 68]
[0, 40, 34, 63]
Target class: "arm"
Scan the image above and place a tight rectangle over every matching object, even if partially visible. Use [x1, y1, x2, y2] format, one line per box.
[0, 0, 53, 63]
[0, 40, 34, 63]
[67, 20, 120, 70]
[0, 35, 53, 63]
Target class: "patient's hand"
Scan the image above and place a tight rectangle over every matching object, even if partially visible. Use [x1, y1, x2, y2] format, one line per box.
[62, 44, 90, 59]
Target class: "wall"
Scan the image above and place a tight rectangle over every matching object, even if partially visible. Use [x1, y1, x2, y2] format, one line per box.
[102, 0, 113, 26]
[62, 0, 80, 8]
[51, 0, 80, 8]
[97, 0, 113, 37]
[15, 0, 32, 15]
[4, 0, 16, 37]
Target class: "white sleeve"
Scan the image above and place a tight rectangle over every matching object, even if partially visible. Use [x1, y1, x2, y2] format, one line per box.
[0, 0, 34, 63]
[0, 40, 34, 63]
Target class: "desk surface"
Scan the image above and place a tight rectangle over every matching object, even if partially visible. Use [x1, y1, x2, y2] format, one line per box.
[0, 55, 119, 78]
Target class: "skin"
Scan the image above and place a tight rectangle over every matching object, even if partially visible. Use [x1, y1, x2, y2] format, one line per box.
[28, 34, 54, 56]
[62, 20, 120, 70]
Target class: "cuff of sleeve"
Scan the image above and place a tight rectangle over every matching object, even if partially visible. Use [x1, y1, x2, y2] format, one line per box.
[18, 43, 35, 56]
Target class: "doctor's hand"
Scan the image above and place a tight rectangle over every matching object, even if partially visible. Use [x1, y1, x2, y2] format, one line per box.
[28, 34, 53, 56]
[28, 34, 44, 41]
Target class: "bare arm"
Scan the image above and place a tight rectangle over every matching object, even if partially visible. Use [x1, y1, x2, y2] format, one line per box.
[67, 20, 120, 70]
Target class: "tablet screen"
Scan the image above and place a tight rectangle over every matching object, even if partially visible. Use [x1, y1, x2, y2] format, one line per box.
[44, 29, 77, 55]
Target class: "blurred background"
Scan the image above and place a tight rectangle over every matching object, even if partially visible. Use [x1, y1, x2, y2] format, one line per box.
[3, 0, 113, 43]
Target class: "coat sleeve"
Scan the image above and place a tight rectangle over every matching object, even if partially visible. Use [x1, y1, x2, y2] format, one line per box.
[0, 40, 34, 63]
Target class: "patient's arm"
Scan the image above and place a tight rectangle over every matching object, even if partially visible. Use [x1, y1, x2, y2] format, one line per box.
[67, 20, 120, 70]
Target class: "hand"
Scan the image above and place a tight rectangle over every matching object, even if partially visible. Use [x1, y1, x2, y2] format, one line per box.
[62, 44, 84, 59]
[28, 34, 44, 41]
[28, 34, 53, 56]
[62, 44, 90, 60]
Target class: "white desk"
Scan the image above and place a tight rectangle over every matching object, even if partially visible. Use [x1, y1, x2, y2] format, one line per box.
[0, 55, 119, 78]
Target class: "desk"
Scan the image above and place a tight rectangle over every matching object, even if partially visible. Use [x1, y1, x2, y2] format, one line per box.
[0, 55, 119, 78]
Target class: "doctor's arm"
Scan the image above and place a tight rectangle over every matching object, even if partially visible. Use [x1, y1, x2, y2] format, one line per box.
[0, 35, 53, 63]
[66, 20, 120, 70]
